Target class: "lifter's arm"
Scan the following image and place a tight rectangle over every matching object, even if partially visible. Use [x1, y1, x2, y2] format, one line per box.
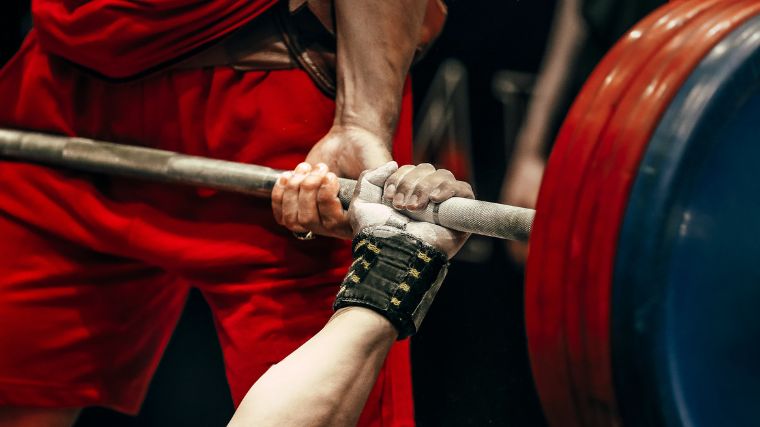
[227, 307, 397, 427]
[287, 0, 432, 239]
[303, 0, 429, 182]
[332, 0, 428, 143]
[235, 163, 471, 427]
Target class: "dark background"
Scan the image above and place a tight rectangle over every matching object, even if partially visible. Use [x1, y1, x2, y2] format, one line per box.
[1, 1, 557, 425]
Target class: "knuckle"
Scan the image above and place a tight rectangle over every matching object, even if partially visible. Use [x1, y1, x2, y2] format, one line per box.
[436, 182, 457, 197]
[436, 180, 453, 190]
[396, 179, 415, 193]
[391, 165, 415, 181]
[286, 179, 300, 191]
[436, 168, 455, 179]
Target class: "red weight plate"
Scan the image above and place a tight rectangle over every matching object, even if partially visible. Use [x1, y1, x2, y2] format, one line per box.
[564, 4, 756, 425]
[525, 1, 723, 423]
[572, 2, 760, 424]
[525, 0, 727, 426]
[551, 4, 734, 424]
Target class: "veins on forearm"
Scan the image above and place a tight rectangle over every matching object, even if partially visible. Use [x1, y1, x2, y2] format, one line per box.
[333, 0, 427, 142]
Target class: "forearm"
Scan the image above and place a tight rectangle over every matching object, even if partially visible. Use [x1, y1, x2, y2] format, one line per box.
[228, 307, 397, 427]
[333, 0, 428, 143]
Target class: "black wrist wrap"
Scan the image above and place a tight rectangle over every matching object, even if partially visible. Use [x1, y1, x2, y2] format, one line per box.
[333, 226, 449, 339]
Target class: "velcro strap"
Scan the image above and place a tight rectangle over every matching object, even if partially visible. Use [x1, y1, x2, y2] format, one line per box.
[334, 226, 449, 339]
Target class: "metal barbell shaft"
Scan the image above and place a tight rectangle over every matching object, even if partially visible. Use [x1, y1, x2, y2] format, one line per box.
[0, 128, 535, 241]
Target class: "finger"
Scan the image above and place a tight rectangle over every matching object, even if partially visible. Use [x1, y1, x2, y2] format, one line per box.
[405, 169, 456, 211]
[352, 170, 368, 200]
[429, 180, 475, 203]
[318, 172, 351, 237]
[383, 164, 415, 202]
[392, 163, 436, 209]
[297, 163, 329, 230]
[282, 163, 311, 232]
[362, 161, 398, 187]
[271, 171, 291, 225]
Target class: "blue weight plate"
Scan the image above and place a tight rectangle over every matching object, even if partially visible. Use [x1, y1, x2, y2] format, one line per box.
[613, 13, 760, 427]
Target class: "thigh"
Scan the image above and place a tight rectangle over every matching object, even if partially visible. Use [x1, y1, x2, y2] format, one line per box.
[0, 213, 189, 415]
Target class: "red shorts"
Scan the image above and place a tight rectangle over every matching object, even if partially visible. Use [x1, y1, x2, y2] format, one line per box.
[0, 33, 415, 426]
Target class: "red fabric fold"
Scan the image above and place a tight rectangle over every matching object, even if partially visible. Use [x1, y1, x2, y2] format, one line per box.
[32, 0, 278, 78]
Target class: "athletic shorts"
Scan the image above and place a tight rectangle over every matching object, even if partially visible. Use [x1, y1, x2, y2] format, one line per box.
[0, 33, 415, 426]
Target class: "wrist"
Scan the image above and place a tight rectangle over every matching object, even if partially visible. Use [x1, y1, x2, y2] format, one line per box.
[334, 226, 449, 339]
[326, 122, 395, 156]
[334, 93, 401, 145]
[330, 307, 398, 341]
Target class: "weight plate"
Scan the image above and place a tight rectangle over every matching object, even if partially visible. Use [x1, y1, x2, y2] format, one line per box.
[613, 13, 760, 427]
[525, 1, 726, 425]
[562, 2, 760, 426]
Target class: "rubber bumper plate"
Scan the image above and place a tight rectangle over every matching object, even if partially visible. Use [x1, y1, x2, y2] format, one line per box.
[525, 2, 721, 425]
[613, 13, 760, 427]
[525, 1, 760, 426]
[566, 1, 760, 425]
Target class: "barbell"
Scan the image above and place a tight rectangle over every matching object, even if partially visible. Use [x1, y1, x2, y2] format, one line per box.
[0, 128, 534, 242]
[1, 1, 759, 426]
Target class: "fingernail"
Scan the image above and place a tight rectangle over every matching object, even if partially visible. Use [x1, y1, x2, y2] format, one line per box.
[407, 195, 419, 208]
[280, 172, 292, 184]
[385, 184, 396, 199]
[295, 162, 311, 173]
[393, 193, 405, 208]
[326, 172, 337, 182]
[429, 188, 441, 198]
[316, 163, 328, 172]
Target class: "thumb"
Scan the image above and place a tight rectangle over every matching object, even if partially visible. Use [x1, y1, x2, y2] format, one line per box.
[352, 161, 399, 204]
[363, 161, 398, 187]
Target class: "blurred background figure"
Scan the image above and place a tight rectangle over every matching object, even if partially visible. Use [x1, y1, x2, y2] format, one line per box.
[499, 0, 664, 264]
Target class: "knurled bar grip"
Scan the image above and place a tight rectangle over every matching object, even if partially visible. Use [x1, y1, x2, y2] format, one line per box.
[0, 128, 535, 241]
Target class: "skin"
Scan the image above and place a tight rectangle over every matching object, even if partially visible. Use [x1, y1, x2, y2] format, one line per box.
[228, 307, 398, 427]
[282, 0, 430, 239]
[235, 163, 472, 426]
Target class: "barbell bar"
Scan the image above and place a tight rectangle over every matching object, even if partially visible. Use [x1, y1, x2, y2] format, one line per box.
[0, 127, 535, 242]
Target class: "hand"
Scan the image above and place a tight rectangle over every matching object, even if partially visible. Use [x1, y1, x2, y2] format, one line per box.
[349, 162, 474, 259]
[271, 125, 393, 240]
[305, 125, 393, 179]
[271, 162, 353, 240]
[500, 154, 545, 264]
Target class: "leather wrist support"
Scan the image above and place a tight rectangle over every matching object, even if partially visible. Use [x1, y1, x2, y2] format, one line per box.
[333, 226, 449, 339]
